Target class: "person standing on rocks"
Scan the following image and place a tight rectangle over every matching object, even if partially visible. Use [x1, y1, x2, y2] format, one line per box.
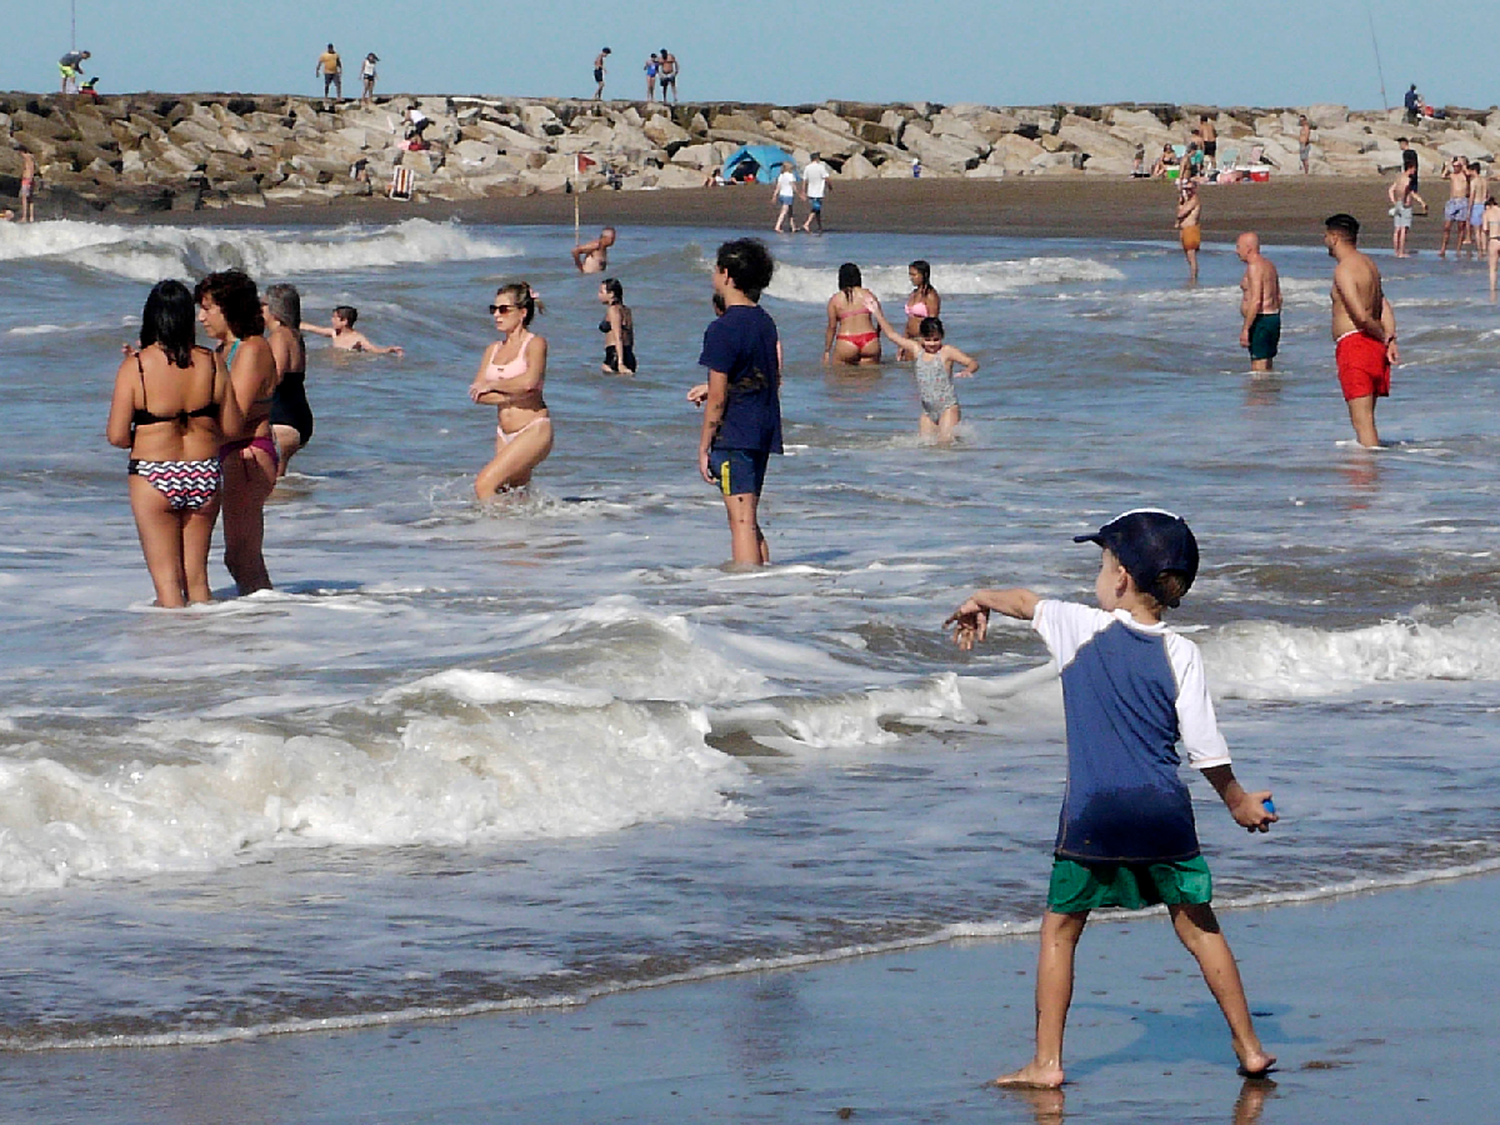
[1299, 116, 1312, 174]
[644, 53, 660, 102]
[659, 49, 678, 104]
[593, 48, 611, 101]
[58, 49, 90, 94]
[1175, 180, 1202, 283]
[360, 53, 379, 107]
[317, 43, 342, 100]
[1325, 213, 1397, 448]
[1199, 115, 1217, 175]
[800, 153, 830, 233]
[1236, 233, 1282, 373]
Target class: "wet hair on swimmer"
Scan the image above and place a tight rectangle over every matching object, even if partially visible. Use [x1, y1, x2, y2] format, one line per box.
[332, 305, 358, 326]
[918, 316, 944, 340]
[194, 270, 264, 339]
[140, 279, 198, 369]
[716, 238, 775, 301]
[909, 259, 932, 292]
[263, 283, 301, 329]
[495, 282, 544, 325]
[601, 277, 624, 303]
[1325, 212, 1360, 241]
[837, 261, 862, 295]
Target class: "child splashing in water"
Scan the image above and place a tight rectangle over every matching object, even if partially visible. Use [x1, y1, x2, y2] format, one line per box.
[871, 307, 978, 444]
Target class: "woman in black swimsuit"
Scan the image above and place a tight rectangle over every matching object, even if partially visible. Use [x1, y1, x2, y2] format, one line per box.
[106, 280, 242, 606]
[598, 278, 636, 374]
[264, 283, 312, 479]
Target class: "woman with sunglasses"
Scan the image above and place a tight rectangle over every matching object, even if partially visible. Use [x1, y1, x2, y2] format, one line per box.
[468, 283, 552, 498]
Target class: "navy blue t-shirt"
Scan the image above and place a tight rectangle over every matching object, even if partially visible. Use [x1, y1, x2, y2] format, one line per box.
[698, 304, 782, 454]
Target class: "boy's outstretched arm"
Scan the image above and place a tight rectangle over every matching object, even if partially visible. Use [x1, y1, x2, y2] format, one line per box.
[944, 588, 1040, 650]
[1201, 764, 1277, 833]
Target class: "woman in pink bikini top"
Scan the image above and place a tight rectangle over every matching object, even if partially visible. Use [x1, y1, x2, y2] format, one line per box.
[901, 259, 942, 355]
[468, 281, 553, 499]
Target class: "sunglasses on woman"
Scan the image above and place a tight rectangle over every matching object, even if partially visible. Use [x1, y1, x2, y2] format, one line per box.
[488, 303, 520, 314]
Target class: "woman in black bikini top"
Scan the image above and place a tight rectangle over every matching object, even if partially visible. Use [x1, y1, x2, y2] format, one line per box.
[598, 277, 636, 374]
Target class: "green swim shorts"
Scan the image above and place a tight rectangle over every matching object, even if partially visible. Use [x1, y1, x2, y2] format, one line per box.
[1248, 312, 1281, 361]
[1047, 855, 1213, 913]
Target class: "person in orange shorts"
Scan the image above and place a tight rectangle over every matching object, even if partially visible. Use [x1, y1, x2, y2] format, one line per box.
[1176, 181, 1202, 282]
[1324, 213, 1398, 447]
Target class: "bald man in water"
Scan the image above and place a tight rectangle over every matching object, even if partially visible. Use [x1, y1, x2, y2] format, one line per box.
[1236, 233, 1282, 373]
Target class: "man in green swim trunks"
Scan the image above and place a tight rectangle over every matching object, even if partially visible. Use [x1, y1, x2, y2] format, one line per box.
[1236, 231, 1282, 373]
[58, 49, 90, 94]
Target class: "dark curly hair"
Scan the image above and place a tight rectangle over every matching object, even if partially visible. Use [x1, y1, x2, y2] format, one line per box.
[193, 269, 265, 339]
[717, 239, 775, 301]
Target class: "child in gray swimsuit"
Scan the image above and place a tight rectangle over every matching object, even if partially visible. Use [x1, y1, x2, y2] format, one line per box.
[871, 312, 979, 444]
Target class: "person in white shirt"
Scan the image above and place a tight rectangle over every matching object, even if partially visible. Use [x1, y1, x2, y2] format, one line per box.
[771, 163, 799, 233]
[800, 155, 831, 232]
[360, 53, 379, 107]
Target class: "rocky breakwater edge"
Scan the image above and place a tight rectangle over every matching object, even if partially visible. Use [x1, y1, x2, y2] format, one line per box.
[5, 91, 1500, 216]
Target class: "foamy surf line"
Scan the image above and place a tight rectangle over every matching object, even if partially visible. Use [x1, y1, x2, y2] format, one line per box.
[765, 257, 1125, 304]
[0, 218, 518, 281]
[9, 859, 1497, 1052]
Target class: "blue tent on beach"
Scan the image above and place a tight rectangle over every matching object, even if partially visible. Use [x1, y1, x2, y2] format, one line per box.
[723, 145, 796, 184]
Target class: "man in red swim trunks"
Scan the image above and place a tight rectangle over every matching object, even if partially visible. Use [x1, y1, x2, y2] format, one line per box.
[1324, 213, 1398, 448]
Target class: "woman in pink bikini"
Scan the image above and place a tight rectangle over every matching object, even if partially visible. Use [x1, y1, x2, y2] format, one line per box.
[898, 260, 941, 359]
[469, 282, 552, 498]
[196, 270, 278, 596]
[823, 262, 883, 365]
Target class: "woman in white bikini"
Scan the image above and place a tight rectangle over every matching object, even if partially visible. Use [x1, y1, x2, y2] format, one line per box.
[899, 259, 941, 359]
[469, 282, 552, 498]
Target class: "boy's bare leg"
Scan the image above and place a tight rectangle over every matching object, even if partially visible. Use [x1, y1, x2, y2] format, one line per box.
[1345, 395, 1380, 448]
[1168, 903, 1276, 1076]
[724, 492, 767, 566]
[995, 909, 1087, 1089]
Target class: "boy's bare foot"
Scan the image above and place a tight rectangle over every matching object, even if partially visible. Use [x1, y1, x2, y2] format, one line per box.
[991, 1061, 1065, 1089]
[1234, 1045, 1277, 1078]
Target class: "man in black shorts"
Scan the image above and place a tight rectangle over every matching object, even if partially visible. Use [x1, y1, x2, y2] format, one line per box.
[593, 47, 610, 100]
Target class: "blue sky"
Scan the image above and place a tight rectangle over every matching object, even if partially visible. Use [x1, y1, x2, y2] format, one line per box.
[4, 0, 1496, 112]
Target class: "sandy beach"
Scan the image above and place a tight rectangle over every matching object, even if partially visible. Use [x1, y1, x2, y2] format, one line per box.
[3, 874, 1492, 1123]
[134, 175, 1412, 249]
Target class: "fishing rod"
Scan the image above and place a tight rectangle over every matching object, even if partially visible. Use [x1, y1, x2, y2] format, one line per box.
[1367, 7, 1388, 111]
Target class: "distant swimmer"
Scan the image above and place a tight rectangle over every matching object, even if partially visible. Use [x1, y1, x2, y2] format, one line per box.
[1484, 196, 1500, 296]
[1175, 180, 1201, 283]
[263, 284, 312, 478]
[1236, 233, 1282, 373]
[869, 307, 978, 444]
[1325, 213, 1398, 448]
[823, 263, 882, 365]
[300, 306, 403, 355]
[469, 283, 552, 498]
[597, 277, 636, 374]
[572, 226, 615, 274]
[1387, 166, 1416, 258]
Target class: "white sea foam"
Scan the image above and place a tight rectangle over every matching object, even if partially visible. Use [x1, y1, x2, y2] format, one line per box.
[1204, 609, 1500, 699]
[0, 218, 517, 282]
[766, 258, 1125, 305]
[0, 696, 746, 894]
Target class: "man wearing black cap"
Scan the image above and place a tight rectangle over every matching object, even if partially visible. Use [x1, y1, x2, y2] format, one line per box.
[945, 509, 1278, 1088]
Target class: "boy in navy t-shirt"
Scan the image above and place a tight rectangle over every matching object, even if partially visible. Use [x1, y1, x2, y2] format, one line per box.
[945, 509, 1278, 1087]
[698, 239, 781, 565]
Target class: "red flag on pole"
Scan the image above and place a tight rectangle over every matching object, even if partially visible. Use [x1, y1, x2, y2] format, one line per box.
[577, 153, 597, 174]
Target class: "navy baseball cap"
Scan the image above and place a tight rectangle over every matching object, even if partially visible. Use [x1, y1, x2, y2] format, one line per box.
[1073, 508, 1199, 607]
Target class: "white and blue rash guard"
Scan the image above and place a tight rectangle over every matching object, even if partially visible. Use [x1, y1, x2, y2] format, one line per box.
[1032, 600, 1231, 863]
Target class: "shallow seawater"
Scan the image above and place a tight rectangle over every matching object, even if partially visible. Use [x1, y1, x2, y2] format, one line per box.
[2, 214, 1499, 1047]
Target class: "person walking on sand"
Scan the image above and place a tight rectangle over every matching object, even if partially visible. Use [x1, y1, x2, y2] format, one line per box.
[1325, 213, 1398, 448]
[18, 148, 36, 223]
[469, 283, 552, 498]
[772, 163, 799, 233]
[316, 43, 342, 99]
[1236, 233, 1282, 373]
[659, 48, 678, 104]
[945, 509, 1278, 1090]
[1388, 168, 1416, 258]
[593, 48, 611, 101]
[360, 53, 379, 107]
[1299, 116, 1312, 174]
[697, 239, 782, 567]
[1439, 157, 1470, 258]
[572, 226, 615, 273]
[1176, 180, 1202, 282]
[800, 153, 830, 233]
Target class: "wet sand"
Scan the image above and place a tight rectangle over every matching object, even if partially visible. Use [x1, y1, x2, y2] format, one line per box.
[5, 874, 1494, 1123]
[159, 176, 1413, 249]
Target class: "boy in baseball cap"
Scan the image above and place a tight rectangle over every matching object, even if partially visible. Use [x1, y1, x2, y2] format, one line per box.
[944, 508, 1277, 1087]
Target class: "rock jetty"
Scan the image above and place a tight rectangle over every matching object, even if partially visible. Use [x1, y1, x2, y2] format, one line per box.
[4, 92, 1498, 215]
